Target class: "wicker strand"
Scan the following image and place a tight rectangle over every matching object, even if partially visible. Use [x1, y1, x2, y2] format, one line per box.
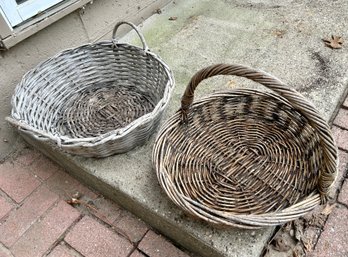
[112, 21, 149, 52]
[7, 21, 174, 157]
[181, 64, 337, 203]
[153, 64, 337, 228]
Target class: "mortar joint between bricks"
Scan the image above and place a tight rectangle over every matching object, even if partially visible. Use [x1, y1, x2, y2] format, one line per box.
[336, 200, 348, 210]
[125, 247, 139, 257]
[61, 240, 85, 257]
[338, 147, 348, 153]
[54, 213, 84, 246]
[83, 213, 137, 246]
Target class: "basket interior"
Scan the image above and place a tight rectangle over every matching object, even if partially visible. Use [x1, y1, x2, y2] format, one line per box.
[14, 42, 170, 139]
[157, 90, 322, 214]
[60, 81, 157, 138]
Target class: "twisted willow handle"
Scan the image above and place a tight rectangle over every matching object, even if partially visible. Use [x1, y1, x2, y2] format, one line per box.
[180, 63, 337, 203]
[112, 21, 149, 51]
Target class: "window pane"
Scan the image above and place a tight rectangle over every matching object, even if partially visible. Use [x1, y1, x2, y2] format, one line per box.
[17, 0, 64, 22]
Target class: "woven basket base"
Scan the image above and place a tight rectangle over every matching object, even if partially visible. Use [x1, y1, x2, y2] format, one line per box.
[157, 90, 322, 215]
[61, 82, 156, 138]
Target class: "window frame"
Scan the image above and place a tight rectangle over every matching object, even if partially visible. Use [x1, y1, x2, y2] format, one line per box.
[0, 0, 92, 50]
[0, 0, 65, 27]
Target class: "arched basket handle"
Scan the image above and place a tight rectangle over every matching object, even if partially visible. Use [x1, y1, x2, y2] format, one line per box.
[180, 63, 337, 203]
[112, 21, 149, 51]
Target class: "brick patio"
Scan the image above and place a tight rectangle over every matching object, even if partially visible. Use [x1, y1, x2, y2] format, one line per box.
[308, 96, 348, 257]
[0, 95, 347, 256]
[0, 149, 192, 257]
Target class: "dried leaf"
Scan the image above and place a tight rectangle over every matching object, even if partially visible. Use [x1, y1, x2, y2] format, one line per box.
[323, 35, 343, 49]
[226, 80, 237, 89]
[283, 221, 293, 232]
[293, 219, 304, 242]
[292, 244, 305, 257]
[321, 203, 336, 215]
[273, 234, 291, 252]
[293, 251, 300, 257]
[303, 240, 313, 252]
[169, 16, 177, 21]
[301, 227, 320, 253]
[308, 214, 326, 227]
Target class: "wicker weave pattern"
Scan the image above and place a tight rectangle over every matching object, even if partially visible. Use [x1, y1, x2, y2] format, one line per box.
[153, 64, 337, 228]
[7, 21, 174, 157]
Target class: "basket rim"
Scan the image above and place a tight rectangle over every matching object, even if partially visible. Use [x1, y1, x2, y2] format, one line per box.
[153, 92, 323, 228]
[152, 63, 338, 228]
[157, 168, 322, 228]
[9, 40, 175, 147]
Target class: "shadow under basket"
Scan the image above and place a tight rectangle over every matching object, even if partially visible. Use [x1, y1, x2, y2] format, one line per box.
[152, 64, 338, 229]
[7, 21, 174, 158]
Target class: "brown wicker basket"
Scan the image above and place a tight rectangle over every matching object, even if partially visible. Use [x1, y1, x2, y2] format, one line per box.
[7, 21, 174, 157]
[153, 64, 337, 228]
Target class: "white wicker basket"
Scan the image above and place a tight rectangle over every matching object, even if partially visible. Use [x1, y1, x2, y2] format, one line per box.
[7, 21, 174, 157]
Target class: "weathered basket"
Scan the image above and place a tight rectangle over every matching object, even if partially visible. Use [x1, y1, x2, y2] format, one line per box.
[153, 64, 337, 228]
[7, 21, 174, 157]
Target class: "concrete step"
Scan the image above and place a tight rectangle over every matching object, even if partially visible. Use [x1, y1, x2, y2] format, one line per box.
[21, 0, 348, 256]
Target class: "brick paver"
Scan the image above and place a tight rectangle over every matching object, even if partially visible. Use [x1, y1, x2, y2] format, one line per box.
[28, 156, 59, 181]
[0, 96, 347, 257]
[338, 150, 348, 179]
[307, 96, 348, 257]
[309, 204, 348, 257]
[0, 162, 41, 203]
[65, 216, 133, 257]
[47, 243, 78, 257]
[16, 149, 40, 166]
[0, 185, 58, 247]
[343, 97, 348, 108]
[130, 249, 146, 257]
[0, 195, 13, 221]
[114, 211, 149, 243]
[0, 149, 196, 257]
[329, 150, 348, 199]
[89, 196, 122, 225]
[46, 169, 97, 200]
[332, 126, 348, 151]
[138, 230, 190, 257]
[338, 180, 348, 206]
[11, 201, 80, 257]
[333, 108, 348, 128]
[0, 243, 12, 257]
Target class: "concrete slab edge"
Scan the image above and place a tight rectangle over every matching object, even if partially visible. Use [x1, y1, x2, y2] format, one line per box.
[328, 80, 348, 126]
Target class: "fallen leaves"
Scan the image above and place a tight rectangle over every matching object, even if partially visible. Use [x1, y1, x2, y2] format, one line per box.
[66, 191, 98, 212]
[303, 236, 314, 252]
[292, 244, 305, 257]
[293, 219, 304, 242]
[321, 203, 336, 215]
[272, 234, 291, 252]
[323, 35, 343, 49]
[265, 202, 338, 257]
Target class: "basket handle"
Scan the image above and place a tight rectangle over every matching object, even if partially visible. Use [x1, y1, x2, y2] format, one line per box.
[112, 21, 149, 51]
[181, 63, 337, 203]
